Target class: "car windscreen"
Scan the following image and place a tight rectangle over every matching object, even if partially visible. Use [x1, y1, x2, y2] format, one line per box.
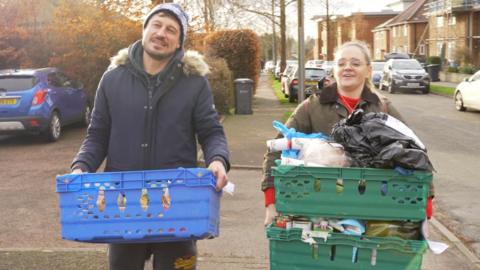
[305, 69, 326, 78]
[0, 76, 37, 91]
[372, 62, 385, 71]
[392, 61, 422, 70]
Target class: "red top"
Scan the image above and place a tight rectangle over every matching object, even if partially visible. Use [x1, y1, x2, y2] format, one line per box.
[338, 93, 360, 114]
[264, 187, 275, 207]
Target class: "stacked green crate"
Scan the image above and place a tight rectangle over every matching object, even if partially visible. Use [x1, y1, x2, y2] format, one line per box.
[267, 165, 432, 269]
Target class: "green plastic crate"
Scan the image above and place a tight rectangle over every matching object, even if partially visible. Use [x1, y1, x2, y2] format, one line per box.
[267, 226, 427, 270]
[273, 165, 432, 221]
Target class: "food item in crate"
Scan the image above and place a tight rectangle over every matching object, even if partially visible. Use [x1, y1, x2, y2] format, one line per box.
[140, 188, 149, 211]
[365, 220, 421, 240]
[117, 192, 126, 211]
[96, 190, 105, 212]
[162, 187, 171, 210]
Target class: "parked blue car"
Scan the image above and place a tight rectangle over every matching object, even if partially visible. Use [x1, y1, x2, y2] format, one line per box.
[372, 62, 386, 88]
[0, 68, 91, 141]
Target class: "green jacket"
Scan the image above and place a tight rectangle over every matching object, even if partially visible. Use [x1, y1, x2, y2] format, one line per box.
[261, 83, 405, 191]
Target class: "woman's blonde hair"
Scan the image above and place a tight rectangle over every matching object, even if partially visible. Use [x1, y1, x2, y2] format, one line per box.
[334, 40, 375, 91]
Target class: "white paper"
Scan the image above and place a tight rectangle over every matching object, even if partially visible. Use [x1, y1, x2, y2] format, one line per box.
[222, 182, 235, 195]
[302, 230, 331, 244]
[426, 239, 449, 254]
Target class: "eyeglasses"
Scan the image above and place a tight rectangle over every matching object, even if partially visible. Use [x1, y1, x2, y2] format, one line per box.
[336, 59, 367, 68]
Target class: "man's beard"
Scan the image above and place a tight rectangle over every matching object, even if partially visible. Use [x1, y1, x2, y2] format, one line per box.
[143, 46, 176, 61]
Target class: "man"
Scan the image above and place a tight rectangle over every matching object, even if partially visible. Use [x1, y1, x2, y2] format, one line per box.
[71, 3, 230, 270]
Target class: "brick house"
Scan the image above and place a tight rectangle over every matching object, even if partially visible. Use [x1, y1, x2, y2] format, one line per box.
[425, 0, 480, 66]
[372, 0, 429, 61]
[313, 11, 398, 60]
[372, 18, 394, 60]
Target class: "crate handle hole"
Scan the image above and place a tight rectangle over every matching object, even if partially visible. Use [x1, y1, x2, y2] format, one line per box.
[358, 180, 366, 195]
[330, 245, 336, 261]
[314, 179, 321, 192]
[180, 227, 187, 232]
[380, 181, 388, 196]
[336, 179, 344, 193]
[168, 228, 175, 233]
[311, 244, 319, 260]
[371, 249, 377, 266]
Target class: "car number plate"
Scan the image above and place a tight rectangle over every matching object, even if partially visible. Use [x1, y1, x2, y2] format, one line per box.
[407, 83, 419, 87]
[0, 98, 17, 105]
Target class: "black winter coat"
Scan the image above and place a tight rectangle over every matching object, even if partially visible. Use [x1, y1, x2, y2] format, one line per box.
[72, 42, 229, 172]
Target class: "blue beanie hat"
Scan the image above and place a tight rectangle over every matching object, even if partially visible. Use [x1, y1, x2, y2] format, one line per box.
[143, 3, 189, 47]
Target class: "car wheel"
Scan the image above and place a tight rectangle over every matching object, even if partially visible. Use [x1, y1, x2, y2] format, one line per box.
[45, 111, 62, 142]
[422, 85, 430, 94]
[82, 104, 91, 127]
[455, 91, 466, 111]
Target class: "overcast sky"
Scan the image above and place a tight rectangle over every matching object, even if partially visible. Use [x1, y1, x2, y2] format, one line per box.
[300, 0, 396, 38]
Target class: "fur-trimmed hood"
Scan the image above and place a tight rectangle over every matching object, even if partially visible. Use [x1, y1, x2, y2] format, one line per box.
[108, 47, 210, 77]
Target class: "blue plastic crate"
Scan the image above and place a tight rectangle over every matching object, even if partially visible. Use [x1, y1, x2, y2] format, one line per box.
[56, 168, 220, 243]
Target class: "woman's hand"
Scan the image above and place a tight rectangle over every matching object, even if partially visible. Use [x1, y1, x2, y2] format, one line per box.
[264, 203, 278, 226]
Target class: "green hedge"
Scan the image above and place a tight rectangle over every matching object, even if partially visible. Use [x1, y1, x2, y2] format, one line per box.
[205, 56, 234, 114]
[427, 56, 442, 65]
[205, 29, 261, 94]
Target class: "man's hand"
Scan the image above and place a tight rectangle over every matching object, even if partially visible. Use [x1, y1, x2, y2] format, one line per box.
[71, 168, 84, 174]
[264, 203, 278, 226]
[208, 160, 228, 191]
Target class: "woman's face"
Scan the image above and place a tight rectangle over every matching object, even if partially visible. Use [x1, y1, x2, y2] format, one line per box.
[334, 45, 372, 91]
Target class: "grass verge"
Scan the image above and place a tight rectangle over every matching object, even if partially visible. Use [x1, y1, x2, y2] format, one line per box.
[266, 74, 294, 121]
[270, 75, 289, 104]
[430, 84, 455, 97]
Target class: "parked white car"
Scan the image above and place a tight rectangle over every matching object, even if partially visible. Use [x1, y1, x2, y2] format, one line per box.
[454, 71, 480, 111]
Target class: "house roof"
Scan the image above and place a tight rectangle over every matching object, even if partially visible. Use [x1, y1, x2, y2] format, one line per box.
[386, 0, 429, 26]
[372, 18, 395, 31]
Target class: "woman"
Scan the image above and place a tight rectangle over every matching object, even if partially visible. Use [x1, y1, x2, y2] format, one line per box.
[261, 41, 432, 225]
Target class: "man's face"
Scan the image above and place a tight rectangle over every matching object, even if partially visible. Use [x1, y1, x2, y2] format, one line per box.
[142, 12, 181, 61]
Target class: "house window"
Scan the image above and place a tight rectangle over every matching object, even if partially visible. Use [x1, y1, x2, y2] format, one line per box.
[448, 16, 456, 25]
[436, 16, 444, 27]
[436, 41, 444, 56]
[404, 25, 408, 36]
[419, 44, 425, 55]
[447, 41, 456, 60]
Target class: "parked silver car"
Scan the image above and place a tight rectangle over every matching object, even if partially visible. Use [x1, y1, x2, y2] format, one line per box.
[379, 59, 430, 94]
